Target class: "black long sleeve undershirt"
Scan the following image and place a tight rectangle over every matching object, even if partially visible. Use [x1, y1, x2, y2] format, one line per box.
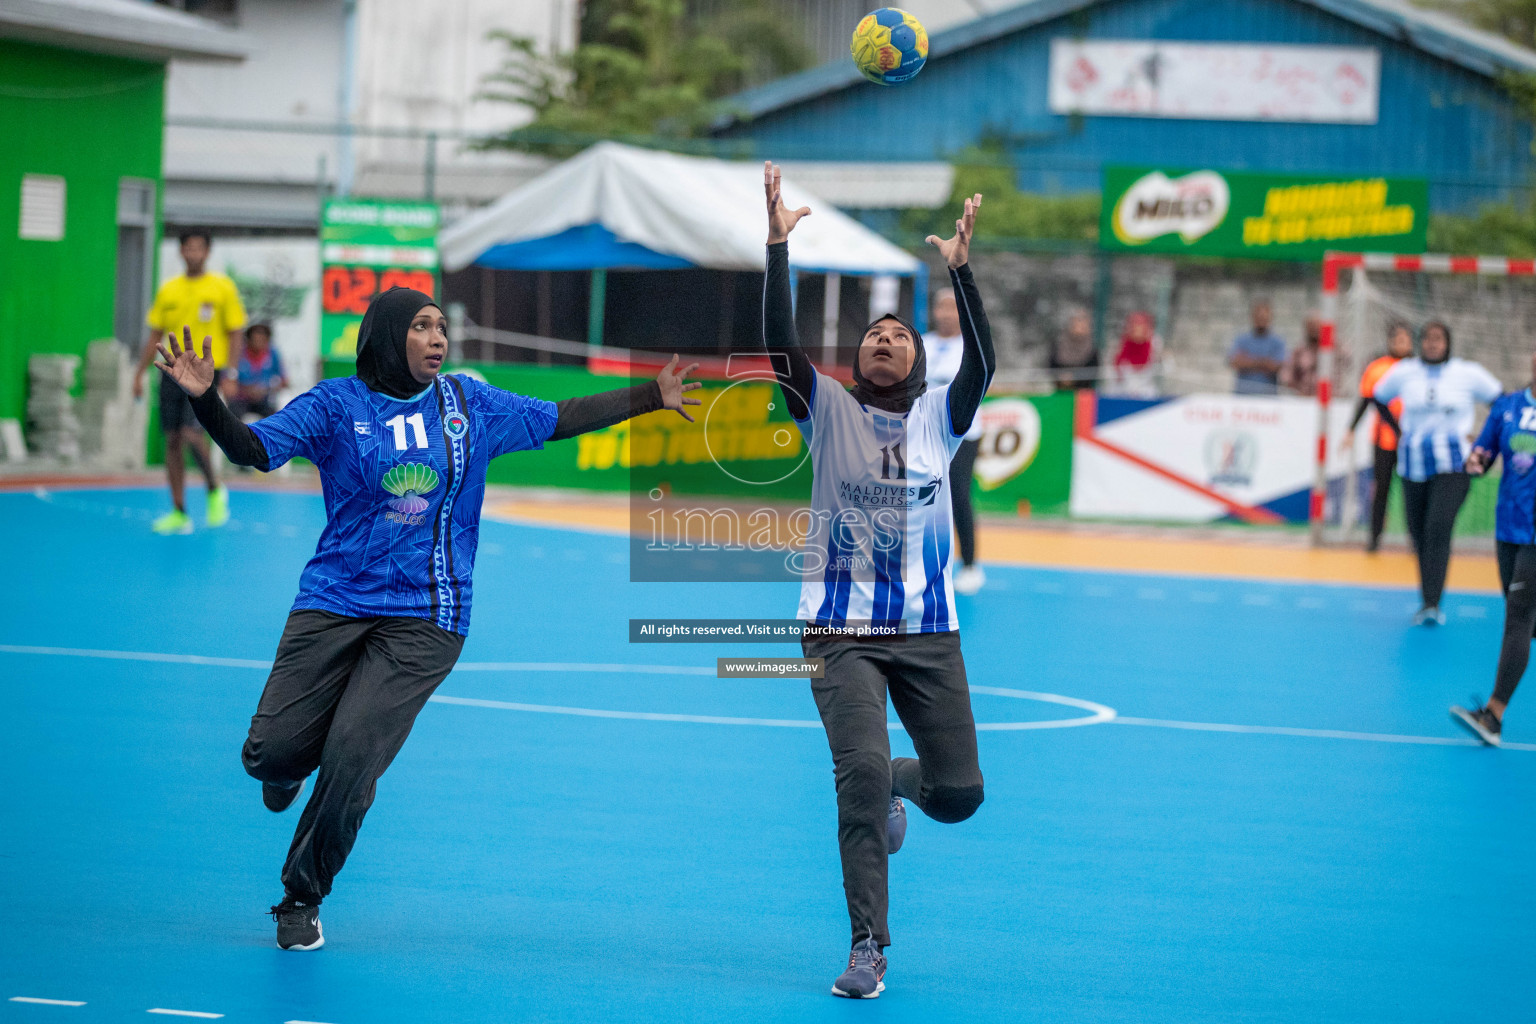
[190, 375, 664, 469]
[189, 384, 270, 470]
[1349, 395, 1401, 438]
[945, 262, 995, 437]
[550, 381, 663, 441]
[762, 241, 816, 421]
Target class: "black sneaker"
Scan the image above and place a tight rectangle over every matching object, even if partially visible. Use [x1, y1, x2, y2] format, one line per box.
[262, 779, 305, 813]
[831, 934, 886, 999]
[270, 897, 324, 950]
[1451, 704, 1503, 747]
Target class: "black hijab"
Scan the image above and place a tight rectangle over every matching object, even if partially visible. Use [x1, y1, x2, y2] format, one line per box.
[849, 313, 928, 413]
[1420, 320, 1453, 366]
[357, 286, 436, 398]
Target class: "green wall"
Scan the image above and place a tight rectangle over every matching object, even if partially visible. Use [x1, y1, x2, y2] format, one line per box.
[0, 40, 165, 422]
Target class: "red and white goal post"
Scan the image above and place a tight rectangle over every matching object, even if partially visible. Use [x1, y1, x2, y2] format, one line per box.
[1311, 251, 1536, 546]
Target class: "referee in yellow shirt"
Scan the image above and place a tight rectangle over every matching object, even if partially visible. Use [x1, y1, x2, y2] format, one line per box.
[135, 229, 246, 534]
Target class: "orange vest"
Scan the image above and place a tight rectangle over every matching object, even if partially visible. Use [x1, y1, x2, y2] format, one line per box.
[1359, 355, 1404, 451]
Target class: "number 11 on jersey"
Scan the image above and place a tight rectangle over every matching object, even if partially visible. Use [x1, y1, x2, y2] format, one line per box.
[386, 413, 429, 450]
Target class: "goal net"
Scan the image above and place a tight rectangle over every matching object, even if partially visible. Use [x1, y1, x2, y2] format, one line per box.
[1314, 253, 1536, 546]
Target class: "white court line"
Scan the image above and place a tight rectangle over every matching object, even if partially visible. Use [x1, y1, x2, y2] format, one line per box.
[285, 1020, 337, 1023]
[146, 1011, 223, 1019]
[9, 643, 1529, 749]
[0, 644, 712, 676]
[9, 997, 86, 1006]
[1113, 716, 1536, 752]
[433, 687, 1115, 732]
[0, 644, 271, 669]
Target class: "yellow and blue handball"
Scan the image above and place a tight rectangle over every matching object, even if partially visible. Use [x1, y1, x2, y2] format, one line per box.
[851, 8, 928, 86]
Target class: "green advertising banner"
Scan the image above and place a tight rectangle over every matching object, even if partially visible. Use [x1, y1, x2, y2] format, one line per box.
[320, 198, 439, 359]
[1100, 166, 1428, 259]
[320, 359, 1075, 512]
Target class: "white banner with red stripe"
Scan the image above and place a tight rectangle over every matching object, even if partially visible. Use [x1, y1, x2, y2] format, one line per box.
[1072, 394, 1373, 523]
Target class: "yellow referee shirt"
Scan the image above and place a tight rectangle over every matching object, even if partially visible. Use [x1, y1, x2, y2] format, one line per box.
[146, 273, 248, 369]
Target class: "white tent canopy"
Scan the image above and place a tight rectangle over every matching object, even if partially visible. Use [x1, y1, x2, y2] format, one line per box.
[438, 142, 924, 278]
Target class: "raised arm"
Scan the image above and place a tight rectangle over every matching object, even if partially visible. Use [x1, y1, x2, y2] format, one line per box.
[762, 161, 816, 421]
[927, 194, 993, 436]
[156, 326, 270, 469]
[549, 355, 700, 441]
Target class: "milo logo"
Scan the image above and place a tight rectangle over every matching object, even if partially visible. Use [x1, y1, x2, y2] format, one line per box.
[1113, 170, 1231, 246]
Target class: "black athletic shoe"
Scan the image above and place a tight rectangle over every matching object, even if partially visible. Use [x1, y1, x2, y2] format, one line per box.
[831, 934, 887, 999]
[1451, 704, 1503, 747]
[262, 778, 304, 813]
[270, 897, 324, 951]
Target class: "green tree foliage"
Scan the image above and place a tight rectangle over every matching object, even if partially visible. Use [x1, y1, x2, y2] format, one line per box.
[477, 0, 809, 153]
[900, 149, 1100, 243]
[1429, 201, 1536, 256]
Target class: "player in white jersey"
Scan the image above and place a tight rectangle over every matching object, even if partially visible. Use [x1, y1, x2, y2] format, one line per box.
[759, 163, 995, 998]
[1373, 321, 1503, 624]
[924, 292, 987, 594]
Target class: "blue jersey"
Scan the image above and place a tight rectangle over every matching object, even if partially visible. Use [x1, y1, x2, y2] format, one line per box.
[1473, 388, 1536, 544]
[251, 374, 558, 634]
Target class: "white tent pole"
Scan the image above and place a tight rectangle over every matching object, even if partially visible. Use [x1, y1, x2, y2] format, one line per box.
[822, 272, 840, 365]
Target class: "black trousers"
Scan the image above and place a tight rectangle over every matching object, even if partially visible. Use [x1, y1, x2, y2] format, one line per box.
[1493, 542, 1536, 706]
[1368, 444, 1397, 545]
[950, 438, 979, 567]
[1401, 472, 1471, 609]
[242, 610, 464, 904]
[802, 628, 984, 947]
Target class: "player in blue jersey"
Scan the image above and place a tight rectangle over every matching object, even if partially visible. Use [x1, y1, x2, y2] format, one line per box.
[1456, 356, 1536, 745]
[154, 287, 700, 950]
[760, 163, 993, 998]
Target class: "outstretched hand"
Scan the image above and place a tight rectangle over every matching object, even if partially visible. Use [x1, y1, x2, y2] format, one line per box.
[154, 325, 217, 398]
[927, 193, 982, 269]
[765, 161, 811, 244]
[657, 354, 703, 423]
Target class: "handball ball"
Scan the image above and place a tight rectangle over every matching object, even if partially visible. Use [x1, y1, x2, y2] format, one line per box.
[851, 8, 928, 86]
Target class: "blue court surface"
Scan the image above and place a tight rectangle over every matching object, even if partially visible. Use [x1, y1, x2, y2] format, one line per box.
[3, 486, 1533, 1024]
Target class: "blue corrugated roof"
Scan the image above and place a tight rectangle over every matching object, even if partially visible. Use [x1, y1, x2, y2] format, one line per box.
[713, 0, 1536, 128]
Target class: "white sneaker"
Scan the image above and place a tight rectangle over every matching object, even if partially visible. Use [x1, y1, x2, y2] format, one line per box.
[1413, 605, 1446, 627]
[954, 564, 986, 595]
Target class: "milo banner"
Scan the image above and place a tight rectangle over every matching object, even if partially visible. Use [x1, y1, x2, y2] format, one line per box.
[1100, 166, 1427, 259]
[320, 199, 439, 359]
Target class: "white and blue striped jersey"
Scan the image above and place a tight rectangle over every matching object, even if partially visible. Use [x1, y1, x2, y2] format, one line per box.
[793, 371, 965, 633]
[924, 332, 985, 442]
[1373, 357, 1503, 481]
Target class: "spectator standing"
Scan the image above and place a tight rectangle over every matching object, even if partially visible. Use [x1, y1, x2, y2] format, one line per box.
[1229, 299, 1285, 395]
[1048, 307, 1099, 391]
[1280, 312, 1323, 396]
[1111, 311, 1159, 398]
[232, 323, 288, 421]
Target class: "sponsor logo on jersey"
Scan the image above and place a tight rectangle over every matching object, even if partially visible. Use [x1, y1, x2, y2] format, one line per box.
[354, 421, 371, 435]
[444, 414, 468, 439]
[380, 462, 439, 518]
[837, 476, 943, 508]
[1510, 431, 1536, 473]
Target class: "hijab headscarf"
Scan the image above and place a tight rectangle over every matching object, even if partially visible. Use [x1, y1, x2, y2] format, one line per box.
[1053, 307, 1096, 367]
[357, 286, 437, 398]
[1420, 320, 1452, 365]
[850, 313, 927, 413]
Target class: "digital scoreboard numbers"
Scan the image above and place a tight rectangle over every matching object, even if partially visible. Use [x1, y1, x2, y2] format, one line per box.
[320, 199, 440, 358]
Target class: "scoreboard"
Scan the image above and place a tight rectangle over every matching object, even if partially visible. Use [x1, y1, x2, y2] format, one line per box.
[320, 199, 440, 358]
